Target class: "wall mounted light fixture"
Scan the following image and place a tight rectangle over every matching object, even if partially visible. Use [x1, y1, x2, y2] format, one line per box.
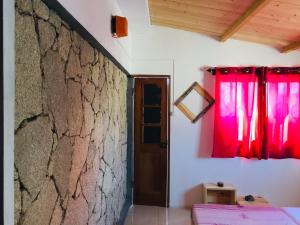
[111, 16, 128, 38]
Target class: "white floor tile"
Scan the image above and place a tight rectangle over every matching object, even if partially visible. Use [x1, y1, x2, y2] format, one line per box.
[124, 205, 192, 225]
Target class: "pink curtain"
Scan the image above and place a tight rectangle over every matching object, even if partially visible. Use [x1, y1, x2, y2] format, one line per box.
[265, 69, 300, 159]
[213, 67, 300, 159]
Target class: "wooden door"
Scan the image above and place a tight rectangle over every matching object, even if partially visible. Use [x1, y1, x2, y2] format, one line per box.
[134, 77, 170, 207]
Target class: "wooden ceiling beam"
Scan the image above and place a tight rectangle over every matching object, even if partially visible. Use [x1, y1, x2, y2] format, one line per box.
[220, 0, 272, 42]
[281, 40, 300, 53]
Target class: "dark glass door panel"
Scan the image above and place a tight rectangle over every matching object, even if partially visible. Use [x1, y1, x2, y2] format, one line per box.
[144, 84, 161, 105]
[144, 107, 161, 124]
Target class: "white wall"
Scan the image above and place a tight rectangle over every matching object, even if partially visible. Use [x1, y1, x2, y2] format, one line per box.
[132, 25, 300, 208]
[58, 0, 132, 71]
[116, 0, 151, 35]
[4, 0, 15, 224]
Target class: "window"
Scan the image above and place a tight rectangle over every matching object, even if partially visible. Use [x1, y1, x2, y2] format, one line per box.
[213, 67, 300, 159]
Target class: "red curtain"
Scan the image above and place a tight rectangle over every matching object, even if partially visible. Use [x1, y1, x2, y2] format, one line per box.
[212, 67, 300, 159]
[264, 69, 300, 159]
[213, 67, 261, 158]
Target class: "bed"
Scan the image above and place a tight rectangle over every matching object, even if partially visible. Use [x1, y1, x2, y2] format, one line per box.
[192, 204, 300, 225]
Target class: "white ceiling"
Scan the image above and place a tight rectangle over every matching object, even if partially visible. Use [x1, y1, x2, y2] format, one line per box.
[116, 0, 151, 34]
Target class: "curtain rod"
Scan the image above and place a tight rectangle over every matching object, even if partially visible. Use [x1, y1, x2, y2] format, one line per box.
[207, 67, 300, 75]
[206, 67, 260, 75]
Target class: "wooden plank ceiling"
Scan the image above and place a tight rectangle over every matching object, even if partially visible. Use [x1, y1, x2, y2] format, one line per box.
[148, 0, 300, 52]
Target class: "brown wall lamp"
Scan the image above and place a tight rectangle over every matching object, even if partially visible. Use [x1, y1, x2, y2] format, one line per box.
[111, 16, 128, 38]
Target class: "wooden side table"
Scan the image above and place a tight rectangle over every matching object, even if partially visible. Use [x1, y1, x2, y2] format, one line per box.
[203, 183, 236, 205]
[237, 196, 270, 207]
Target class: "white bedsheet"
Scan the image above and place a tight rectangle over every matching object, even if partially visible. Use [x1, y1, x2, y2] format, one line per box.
[283, 207, 300, 223]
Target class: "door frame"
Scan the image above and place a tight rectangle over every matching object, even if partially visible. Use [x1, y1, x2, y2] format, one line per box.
[132, 75, 171, 207]
[1, 0, 4, 222]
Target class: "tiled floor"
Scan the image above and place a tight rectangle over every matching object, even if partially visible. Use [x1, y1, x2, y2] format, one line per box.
[124, 205, 192, 225]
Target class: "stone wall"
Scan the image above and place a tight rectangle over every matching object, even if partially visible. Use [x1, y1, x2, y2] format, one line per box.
[14, 0, 128, 224]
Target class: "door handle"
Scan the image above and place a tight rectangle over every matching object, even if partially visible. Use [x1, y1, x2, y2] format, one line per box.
[160, 141, 168, 149]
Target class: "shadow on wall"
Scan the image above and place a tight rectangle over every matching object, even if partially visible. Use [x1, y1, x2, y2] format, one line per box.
[197, 68, 215, 158]
[183, 184, 203, 209]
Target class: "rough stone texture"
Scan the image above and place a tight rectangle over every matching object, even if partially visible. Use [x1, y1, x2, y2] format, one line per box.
[99, 83, 110, 114]
[66, 49, 81, 79]
[80, 39, 94, 66]
[16, 0, 33, 14]
[102, 167, 113, 196]
[22, 190, 32, 213]
[71, 31, 81, 49]
[15, 116, 53, 199]
[92, 89, 101, 113]
[88, 186, 102, 225]
[81, 64, 92, 85]
[32, 0, 49, 20]
[92, 63, 100, 87]
[50, 200, 63, 225]
[86, 141, 97, 170]
[80, 168, 97, 216]
[104, 137, 115, 166]
[67, 80, 83, 136]
[15, 11, 43, 128]
[68, 136, 90, 195]
[42, 50, 68, 137]
[81, 100, 94, 137]
[23, 179, 58, 225]
[82, 81, 95, 103]
[52, 136, 73, 199]
[58, 26, 72, 61]
[63, 194, 88, 225]
[49, 10, 61, 32]
[14, 178, 21, 225]
[15, 2, 128, 224]
[38, 19, 56, 55]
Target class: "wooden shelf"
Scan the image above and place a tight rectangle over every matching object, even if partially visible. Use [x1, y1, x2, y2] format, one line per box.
[203, 183, 236, 205]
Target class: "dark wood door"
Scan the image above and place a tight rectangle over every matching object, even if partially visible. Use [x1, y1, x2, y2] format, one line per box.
[134, 77, 170, 207]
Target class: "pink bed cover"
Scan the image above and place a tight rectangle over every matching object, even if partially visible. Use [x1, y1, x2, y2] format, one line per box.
[192, 204, 300, 225]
